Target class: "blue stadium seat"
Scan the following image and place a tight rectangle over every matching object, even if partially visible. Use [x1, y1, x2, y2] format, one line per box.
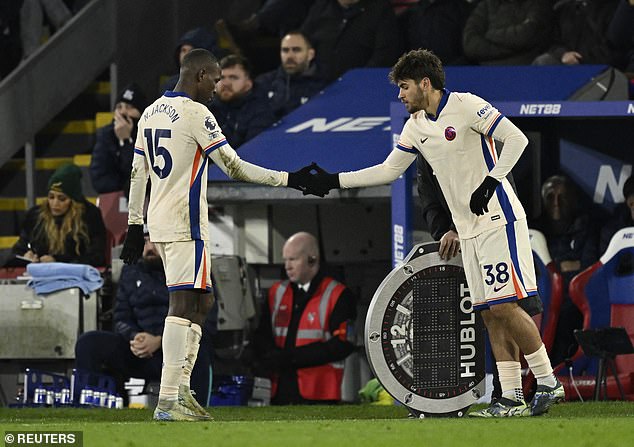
[563, 227, 634, 400]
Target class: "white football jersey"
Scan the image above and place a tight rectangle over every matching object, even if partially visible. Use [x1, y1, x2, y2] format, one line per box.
[129, 91, 286, 242]
[397, 91, 527, 239]
[129, 92, 228, 241]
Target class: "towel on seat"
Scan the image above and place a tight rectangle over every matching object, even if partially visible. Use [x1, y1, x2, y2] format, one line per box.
[27, 262, 103, 295]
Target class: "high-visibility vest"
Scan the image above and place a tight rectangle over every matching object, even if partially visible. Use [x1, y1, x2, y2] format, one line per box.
[268, 277, 346, 400]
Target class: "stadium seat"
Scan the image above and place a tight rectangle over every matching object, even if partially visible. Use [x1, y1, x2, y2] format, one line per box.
[96, 191, 128, 246]
[559, 227, 634, 400]
[529, 229, 564, 353]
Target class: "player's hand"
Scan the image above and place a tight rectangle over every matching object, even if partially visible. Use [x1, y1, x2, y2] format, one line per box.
[469, 176, 499, 216]
[120, 224, 144, 264]
[288, 163, 324, 196]
[439, 230, 460, 260]
[308, 163, 340, 197]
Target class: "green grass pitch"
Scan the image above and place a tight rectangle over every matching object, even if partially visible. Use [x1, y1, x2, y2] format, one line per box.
[1, 402, 633, 447]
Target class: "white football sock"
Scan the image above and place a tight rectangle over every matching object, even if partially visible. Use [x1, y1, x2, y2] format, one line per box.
[159, 316, 190, 402]
[180, 323, 202, 390]
[524, 343, 557, 388]
[497, 361, 524, 403]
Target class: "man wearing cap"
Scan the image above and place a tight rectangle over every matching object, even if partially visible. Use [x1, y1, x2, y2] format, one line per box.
[90, 83, 148, 196]
[10, 163, 107, 267]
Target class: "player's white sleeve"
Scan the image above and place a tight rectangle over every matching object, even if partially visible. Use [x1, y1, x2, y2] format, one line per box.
[128, 133, 149, 226]
[208, 144, 288, 186]
[192, 105, 288, 186]
[487, 117, 528, 182]
[339, 148, 416, 189]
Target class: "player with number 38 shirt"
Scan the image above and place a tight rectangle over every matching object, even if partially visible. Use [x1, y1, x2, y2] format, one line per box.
[300, 49, 564, 418]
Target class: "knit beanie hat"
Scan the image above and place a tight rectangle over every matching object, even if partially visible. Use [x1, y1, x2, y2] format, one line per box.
[116, 83, 147, 113]
[48, 163, 84, 202]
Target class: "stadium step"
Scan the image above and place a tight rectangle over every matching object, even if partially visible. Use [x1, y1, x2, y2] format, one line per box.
[0, 74, 111, 261]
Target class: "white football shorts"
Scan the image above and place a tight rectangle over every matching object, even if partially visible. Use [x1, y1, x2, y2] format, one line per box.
[461, 218, 537, 310]
[154, 240, 212, 292]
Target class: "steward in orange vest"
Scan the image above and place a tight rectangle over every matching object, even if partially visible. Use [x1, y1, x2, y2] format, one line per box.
[254, 271, 357, 404]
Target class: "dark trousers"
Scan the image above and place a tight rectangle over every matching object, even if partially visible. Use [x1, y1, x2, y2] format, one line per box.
[75, 331, 211, 405]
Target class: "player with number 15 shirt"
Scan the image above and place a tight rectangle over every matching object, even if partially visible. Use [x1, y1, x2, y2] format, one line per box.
[130, 92, 283, 243]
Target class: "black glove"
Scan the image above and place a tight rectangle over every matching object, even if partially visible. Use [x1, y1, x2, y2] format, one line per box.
[308, 163, 340, 197]
[469, 176, 500, 216]
[120, 224, 145, 265]
[288, 162, 322, 196]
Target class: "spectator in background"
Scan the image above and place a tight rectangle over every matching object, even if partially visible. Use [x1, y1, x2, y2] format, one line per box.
[0, 0, 23, 78]
[255, 31, 327, 119]
[390, 0, 420, 16]
[600, 175, 634, 254]
[607, 0, 634, 72]
[89, 83, 147, 196]
[301, 0, 402, 82]
[10, 163, 106, 267]
[160, 27, 226, 94]
[533, 0, 619, 66]
[462, 0, 552, 65]
[253, 232, 356, 404]
[235, 0, 313, 37]
[530, 175, 600, 366]
[20, 0, 71, 59]
[75, 236, 215, 406]
[404, 0, 473, 65]
[208, 54, 276, 148]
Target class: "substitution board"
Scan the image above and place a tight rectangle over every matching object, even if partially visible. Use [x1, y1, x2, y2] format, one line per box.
[365, 242, 486, 417]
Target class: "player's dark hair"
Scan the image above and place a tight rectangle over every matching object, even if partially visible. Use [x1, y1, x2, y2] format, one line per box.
[219, 54, 253, 78]
[389, 49, 445, 90]
[181, 48, 218, 72]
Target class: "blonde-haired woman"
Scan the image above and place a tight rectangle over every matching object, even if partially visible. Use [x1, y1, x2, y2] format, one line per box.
[12, 164, 107, 267]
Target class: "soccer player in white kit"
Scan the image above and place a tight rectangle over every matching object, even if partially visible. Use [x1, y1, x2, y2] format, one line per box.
[305, 49, 565, 417]
[119, 49, 315, 421]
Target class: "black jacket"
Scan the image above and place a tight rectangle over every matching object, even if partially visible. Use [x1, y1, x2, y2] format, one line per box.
[541, 0, 619, 65]
[208, 90, 277, 148]
[255, 65, 327, 118]
[463, 0, 553, 65]
[114, 262, 169, 340]
[416, 154, 455, 241]
[12, 201, 107, 267]
[90, 122, 135, 195]
[530, 212, 600, 287]
[606, 0, 634, 71]
[405, 0, 473, 65]
[301, 0, 402, 81]
[256, 0, 314, 35]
